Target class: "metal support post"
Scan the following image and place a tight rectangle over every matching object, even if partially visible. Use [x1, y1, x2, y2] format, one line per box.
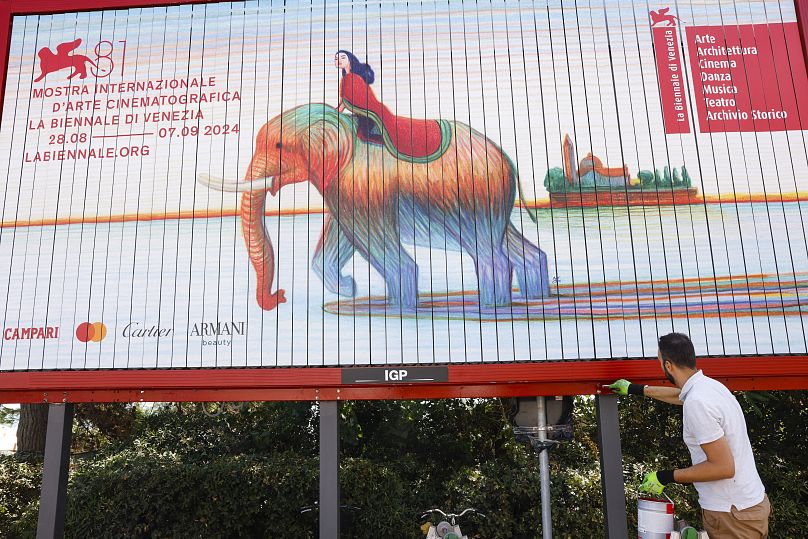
[536, 396, 552, 539]
[319, 400, 340, 539]
[37, 403, 74, 539]
[595, 394, 629, 539]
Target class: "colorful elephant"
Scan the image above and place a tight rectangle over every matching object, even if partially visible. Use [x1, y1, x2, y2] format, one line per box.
[199, 104, 549, 311]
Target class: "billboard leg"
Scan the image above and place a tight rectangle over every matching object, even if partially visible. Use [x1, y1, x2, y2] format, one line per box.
[595, 395, 629, 538]
[536, 397, 552, 539]
[319, 400, 340, 539]
[36, 403, 74, 539]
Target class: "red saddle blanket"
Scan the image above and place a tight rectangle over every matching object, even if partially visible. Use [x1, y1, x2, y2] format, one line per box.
[340, 73, 442, 158]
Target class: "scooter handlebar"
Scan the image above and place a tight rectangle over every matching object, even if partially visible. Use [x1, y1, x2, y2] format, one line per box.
[420, 508, 448, 520]
[420, 508, 485, 520]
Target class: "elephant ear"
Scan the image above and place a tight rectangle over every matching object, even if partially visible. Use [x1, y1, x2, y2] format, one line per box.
[304, 111, 354, 192]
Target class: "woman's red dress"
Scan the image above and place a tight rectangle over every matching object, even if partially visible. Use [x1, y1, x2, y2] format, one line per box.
[340, 72, 442, 159]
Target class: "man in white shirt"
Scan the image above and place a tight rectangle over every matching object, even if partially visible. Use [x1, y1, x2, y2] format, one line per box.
[609, 332, 771, 539]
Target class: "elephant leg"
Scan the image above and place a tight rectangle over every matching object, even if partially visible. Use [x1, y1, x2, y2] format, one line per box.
[464, 233, 513, 308]
[506, 224, 550, 298]
[346, 214, 418, 309]
[379, 245, 418, 309]
[312, 214, 356, 297]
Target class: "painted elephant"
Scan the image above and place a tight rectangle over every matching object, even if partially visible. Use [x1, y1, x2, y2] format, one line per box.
[199, 103, 549, 311]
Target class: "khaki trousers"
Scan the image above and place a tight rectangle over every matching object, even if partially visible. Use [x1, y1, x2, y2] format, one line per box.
[702, 495, 771, 539]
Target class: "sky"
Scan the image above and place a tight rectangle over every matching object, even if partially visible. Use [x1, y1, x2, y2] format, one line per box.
[1, 0, 806, 221]
[0, 406, 18, 451]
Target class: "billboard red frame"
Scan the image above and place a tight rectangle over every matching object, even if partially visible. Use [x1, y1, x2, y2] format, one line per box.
[2, 356, 808, 403]
[0, 0, 807, 403]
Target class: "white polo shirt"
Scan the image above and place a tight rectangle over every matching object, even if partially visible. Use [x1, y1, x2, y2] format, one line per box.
[679, 370, 765, 512]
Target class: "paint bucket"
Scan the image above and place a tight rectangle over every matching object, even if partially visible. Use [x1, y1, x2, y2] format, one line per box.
[637, 494, 675, 539]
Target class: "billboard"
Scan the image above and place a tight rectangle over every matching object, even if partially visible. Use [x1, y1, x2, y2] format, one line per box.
[1, 0, 807, 374]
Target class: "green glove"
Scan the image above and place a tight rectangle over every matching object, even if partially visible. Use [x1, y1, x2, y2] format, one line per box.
[608, 379, 645, 396]
[608, 379, 631, 396]
[640, 471, 673, 496]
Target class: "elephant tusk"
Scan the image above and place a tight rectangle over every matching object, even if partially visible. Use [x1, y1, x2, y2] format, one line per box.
[197, 173, 276, 193]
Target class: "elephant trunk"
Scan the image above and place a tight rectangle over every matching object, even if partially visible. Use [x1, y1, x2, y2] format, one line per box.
[241, 190, 286, 311]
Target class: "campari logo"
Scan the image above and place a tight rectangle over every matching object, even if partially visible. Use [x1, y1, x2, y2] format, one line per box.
[75, 322, 107, 343]
[4, 326, 59, 340]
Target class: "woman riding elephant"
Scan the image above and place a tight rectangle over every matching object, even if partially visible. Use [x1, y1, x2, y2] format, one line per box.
[200, 100, 549, 312]
[333, 50, 381, 143]
[334, 49, 448, 162]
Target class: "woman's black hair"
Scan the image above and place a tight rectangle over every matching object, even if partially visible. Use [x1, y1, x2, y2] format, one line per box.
[336, 49, 375, 84]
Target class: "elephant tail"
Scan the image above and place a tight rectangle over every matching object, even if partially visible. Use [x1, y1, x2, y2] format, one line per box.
[507, 154, 538, 224]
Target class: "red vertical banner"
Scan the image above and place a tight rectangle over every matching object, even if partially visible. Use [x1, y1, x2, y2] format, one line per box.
[653, 26, 691, 134]
[0, 3, 11, 127]
[797, 0, 808, 67]
[685, 23, 808, 133]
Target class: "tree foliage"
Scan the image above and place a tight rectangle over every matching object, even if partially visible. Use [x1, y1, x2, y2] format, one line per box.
[1, 392, 806, 538]
[638, 170, 655, 187]
[0, 405, 18, 426]
[72, 404, 140, 453]
[681, 165, 693, 188]
[0, 454, 42, 534]
[544, 167, 569, 193]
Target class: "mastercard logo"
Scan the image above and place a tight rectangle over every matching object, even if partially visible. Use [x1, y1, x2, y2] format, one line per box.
[76, 322, 107, 343]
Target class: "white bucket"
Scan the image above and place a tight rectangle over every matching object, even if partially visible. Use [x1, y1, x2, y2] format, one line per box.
[638, 495, 675, 539]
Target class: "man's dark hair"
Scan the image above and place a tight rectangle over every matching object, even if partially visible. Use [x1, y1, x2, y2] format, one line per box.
[658, 332, 697, 369]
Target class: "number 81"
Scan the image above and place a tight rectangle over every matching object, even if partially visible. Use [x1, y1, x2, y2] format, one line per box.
[90, 39, 127, 78]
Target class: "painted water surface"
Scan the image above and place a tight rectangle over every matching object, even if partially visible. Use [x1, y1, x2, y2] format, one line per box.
[1, 202, 805, 370]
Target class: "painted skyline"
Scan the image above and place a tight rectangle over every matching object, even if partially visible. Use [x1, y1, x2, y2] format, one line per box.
[1, 0, 806, 223]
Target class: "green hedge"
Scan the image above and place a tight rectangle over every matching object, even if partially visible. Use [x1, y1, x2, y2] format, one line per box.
[1, 394, 806, 538]
[63, 450, 317, 539]
[0, 455, 42, 537]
